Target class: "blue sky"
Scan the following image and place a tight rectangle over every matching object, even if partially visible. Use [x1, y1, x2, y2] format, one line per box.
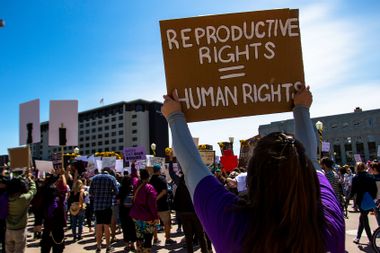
[1, 0, 380, 155]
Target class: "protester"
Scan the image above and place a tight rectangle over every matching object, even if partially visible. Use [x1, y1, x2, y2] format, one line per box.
[369, 161, 380, 226]
[130, 169, 159, 253]
[149, 164, 176, 245]
[40, 174, 67, 253]
[118, 174, 137, 251]
[161, 87, 345, 253]
[320, 157, 344, 208]
[68, 179, 85, 241]
[83, 178, 93, 233]
[30, 179, 44, 240]
[0, 173, 9, 253]
[6, 171, 36, 253]
[89, 168, 119, 253]
[350, 162, 377, 245]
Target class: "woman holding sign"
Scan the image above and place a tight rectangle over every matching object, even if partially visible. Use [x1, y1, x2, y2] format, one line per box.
[161, 87, 344, 253]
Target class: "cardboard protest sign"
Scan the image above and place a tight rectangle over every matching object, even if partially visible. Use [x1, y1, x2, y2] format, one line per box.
[135, 160, 147, 170]
[322, 141, 330, 152]
[160, 8, 304, 122]
[123, 146, 146, 162]
[19, 99, 40, 145]
[35, 160, 54, 173]
[8, 146, 31, 171]
[199, 150, 215, 166]
[49, 100, 78, 146]
[239, 135, 260, 168]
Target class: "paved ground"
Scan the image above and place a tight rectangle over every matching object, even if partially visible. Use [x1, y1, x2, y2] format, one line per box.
[23, 203, 380, 253]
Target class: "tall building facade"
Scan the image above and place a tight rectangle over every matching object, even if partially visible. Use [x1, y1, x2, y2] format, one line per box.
[31, 100, 168, 160]
[259, 107, 380, 165]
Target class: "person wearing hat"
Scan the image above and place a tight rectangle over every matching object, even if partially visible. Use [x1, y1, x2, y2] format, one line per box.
[149, 164, 176, 246]
[68, 179, 85, 241]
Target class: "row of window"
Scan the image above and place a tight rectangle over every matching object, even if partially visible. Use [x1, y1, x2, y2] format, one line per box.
[79, 113, 138, 124]
[329, 118, 375, 129]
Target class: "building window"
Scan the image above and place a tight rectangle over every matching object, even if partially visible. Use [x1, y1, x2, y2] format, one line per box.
[132, 137, 138, 141]
[98, 127, 103, 131]
[98, 134, 103, 138]
[118, 123, 123, 128]
[132, 129, 137, 134]
[79, 144, 83, 148]
[86, 137, 90, 141]
[105, 140, 109, 145]
[119, 116, 123, 120]
[92, 142, 96, 147]
[98, 120, 103, 124]
[112, 147, 116, 151]
[92, 149, 96, 154]
[132, 114, 137, 119]
[85, 150, 90, 155]
[80, 131, 84, 135]
[119, 138, 123, 143]
[105, 119, 109, 123]
[105, 126, 109, 130]
[112, 125, 116, 129]
[112, 139, 116, 144]
[80, 124, 84, 129]
[79, 137, 84, 142]
[85, 144, 90, 147]
[105, 133, 109, 138]
[344, 143, 353, 163]
[85, 130, 90, 134]
[98, 148, 103, 152]
[92, 122, 96, 126]
[119, 146, 123, 150]
[92, 135, 96, 140]
[132, 122, 137, 126]
[105, 147, 109, 151]
[92, 128, 96, 133]
[98, 141, 103, 145]
[112, 132, 116, 136]
[135, 105, 144, 112]
[86, 123, 90, 127]
[119, 130, 123, 135]
[111, 117, 116, 122]
[368, 142, 377, 160]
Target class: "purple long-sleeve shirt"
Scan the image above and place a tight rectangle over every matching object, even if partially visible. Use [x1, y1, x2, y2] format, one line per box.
[167, 105, 345, 253]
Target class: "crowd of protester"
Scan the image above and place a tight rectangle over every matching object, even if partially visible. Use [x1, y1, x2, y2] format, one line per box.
[0, 87, 379, 253]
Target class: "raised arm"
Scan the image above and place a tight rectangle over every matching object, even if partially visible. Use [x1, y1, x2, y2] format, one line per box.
[162, 91, 211, 198]
[293, 86, 321, 171]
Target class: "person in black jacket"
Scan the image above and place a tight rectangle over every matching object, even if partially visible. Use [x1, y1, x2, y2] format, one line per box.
[349, 162, 377, 245]
[169, 161, 209, 253]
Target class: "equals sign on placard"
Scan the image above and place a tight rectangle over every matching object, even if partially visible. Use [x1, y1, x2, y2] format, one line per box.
[218, 65, 246, 80]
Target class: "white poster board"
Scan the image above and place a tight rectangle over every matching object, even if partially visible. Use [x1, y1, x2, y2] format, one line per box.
[19, 99, 40, 145]
[115, 159, 124, 173]
[96, 160, 103, 170]
[377, 145, 380, 158]
[102, 157, 116, 169]
[49, 100, 78, 146]
[35, 160, 54, 173]
[322, 141, 330, 152]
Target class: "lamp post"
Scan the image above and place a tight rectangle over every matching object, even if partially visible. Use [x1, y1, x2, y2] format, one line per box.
[151, 143, 156, 157]
[74, 147, 80, 156]
[315, 121, 324, 159]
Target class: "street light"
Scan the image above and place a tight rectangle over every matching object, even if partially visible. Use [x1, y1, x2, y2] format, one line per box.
[74, 147, 80, 155]
[315, 121, 324, 159]
[151, 143, 156, 156]
[229, 137, 234, 154]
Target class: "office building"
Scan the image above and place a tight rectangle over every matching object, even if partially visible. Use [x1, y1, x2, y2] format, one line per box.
[31, 99, 168, 160]
[259, 107, 380, 165]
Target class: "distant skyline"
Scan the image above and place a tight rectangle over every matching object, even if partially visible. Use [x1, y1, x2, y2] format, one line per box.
[1, 0, 379, 156]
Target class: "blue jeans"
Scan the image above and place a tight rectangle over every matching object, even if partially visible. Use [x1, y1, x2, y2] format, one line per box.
[71, 211, 84, 239]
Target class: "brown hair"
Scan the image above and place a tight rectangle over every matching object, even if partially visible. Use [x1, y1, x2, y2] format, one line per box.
[355, 162, 366, 173]
[241, 132, 325, 253]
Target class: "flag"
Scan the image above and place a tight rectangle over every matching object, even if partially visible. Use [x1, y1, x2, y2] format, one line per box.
[99, 98, 104, 105]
